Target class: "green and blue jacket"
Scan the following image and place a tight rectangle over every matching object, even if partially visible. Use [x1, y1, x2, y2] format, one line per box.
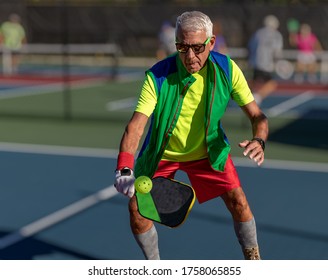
[135, 51, 232, 178]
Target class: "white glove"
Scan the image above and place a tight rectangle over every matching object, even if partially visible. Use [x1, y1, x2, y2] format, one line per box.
[114, 168, 135, 198]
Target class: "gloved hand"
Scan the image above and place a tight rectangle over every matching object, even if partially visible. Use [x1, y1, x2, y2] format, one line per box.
[114, 167, 135, 198]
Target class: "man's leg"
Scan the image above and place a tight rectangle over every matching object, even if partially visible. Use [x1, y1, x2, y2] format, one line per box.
[129, 196, 160, 260]
[221, 187, 261, 260]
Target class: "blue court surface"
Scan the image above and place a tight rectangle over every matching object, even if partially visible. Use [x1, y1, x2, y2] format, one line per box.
[0, 144, 327, 260]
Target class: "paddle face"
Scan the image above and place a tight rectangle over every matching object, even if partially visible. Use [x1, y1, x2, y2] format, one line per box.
[136, 177, 195, 228]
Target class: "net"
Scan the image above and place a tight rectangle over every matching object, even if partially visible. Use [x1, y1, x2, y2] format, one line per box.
[1, 43, 121, 79]
[0, 43, 128, 120]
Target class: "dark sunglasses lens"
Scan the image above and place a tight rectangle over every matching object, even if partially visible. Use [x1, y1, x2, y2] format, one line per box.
[192, 45, 204, 54]
[176, 43, 206, 54]
[176, 44, 188, 53]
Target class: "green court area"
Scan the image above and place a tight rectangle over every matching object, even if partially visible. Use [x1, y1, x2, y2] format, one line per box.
[0, 79, 141, 149]
[0, 78, 327, 164]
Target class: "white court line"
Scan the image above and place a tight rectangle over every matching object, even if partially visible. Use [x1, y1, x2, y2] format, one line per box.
[0, 142, 118, 158]
[106, 97, 137, 111]
[115, 72, 144, 83]
[0, 142, 327, 173]
[233, 157, 328, 173]
[267, 91, 315, 117]
[0, 83, 63, 100]
[0, 77, 107, 100]
[0, 71, 144, 101]
[0, 185, 118, 250]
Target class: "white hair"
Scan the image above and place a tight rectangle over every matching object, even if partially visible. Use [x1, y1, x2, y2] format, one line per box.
[176, 11, 213, 37]
[264, 15, 279, 29]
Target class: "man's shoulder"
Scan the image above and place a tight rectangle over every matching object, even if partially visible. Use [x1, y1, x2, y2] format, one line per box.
[148, 54, 178, 78]
[209, 51, 231, 80]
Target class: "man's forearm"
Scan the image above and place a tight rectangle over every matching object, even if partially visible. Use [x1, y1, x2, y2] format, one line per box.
[252, 113, 268, 141]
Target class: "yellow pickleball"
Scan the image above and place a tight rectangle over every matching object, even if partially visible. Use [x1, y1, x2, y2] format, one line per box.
[134, 176, 153, 194]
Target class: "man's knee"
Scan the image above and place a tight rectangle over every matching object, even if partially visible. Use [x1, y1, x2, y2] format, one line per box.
[222, 187, 252, 221]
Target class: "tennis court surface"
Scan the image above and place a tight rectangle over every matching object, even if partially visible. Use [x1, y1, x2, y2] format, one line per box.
[0, 64, 327, 260]
[0, 143, 327, 260]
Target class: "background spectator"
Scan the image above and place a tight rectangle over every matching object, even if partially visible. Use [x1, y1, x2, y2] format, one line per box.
[289, 23, 323, 83]
[248, 15, 283, 105]
[0, 13, 27, 75]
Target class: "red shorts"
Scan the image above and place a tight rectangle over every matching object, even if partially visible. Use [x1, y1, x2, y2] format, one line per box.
[153, 155, 241, 203]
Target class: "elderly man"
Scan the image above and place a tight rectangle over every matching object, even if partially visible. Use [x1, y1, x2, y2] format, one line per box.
[115, 11, 268, 260]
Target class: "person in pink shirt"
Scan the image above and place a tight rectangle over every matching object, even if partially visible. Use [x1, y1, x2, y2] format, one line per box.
[289, 23, 322, 83]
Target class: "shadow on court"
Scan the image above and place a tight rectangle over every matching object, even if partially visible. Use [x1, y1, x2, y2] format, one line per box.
[0, 231, 97, 260]
[269, 108, 328, 149]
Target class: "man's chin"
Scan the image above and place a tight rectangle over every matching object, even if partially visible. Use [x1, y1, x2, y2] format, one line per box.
[187, 66, 200, 74]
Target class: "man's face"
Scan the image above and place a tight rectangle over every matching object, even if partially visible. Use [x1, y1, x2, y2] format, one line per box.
[176, 28, 215, 74]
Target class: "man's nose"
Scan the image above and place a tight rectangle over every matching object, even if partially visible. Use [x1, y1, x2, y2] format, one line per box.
[185, 47, 196, 58]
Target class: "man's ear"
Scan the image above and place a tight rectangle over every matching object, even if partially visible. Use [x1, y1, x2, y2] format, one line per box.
[209, 35, 216, 51]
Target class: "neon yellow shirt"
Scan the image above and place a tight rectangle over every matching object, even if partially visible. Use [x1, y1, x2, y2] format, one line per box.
[135, 59, 254, 162]
[0, 22, 25, 50]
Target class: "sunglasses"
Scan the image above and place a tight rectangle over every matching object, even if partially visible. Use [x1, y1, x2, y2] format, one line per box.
[175, 37, 211, 54]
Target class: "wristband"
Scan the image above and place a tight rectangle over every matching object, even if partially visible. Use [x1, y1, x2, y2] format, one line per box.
[252, 137, 265, 151]
[117, 152, 134, 170]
